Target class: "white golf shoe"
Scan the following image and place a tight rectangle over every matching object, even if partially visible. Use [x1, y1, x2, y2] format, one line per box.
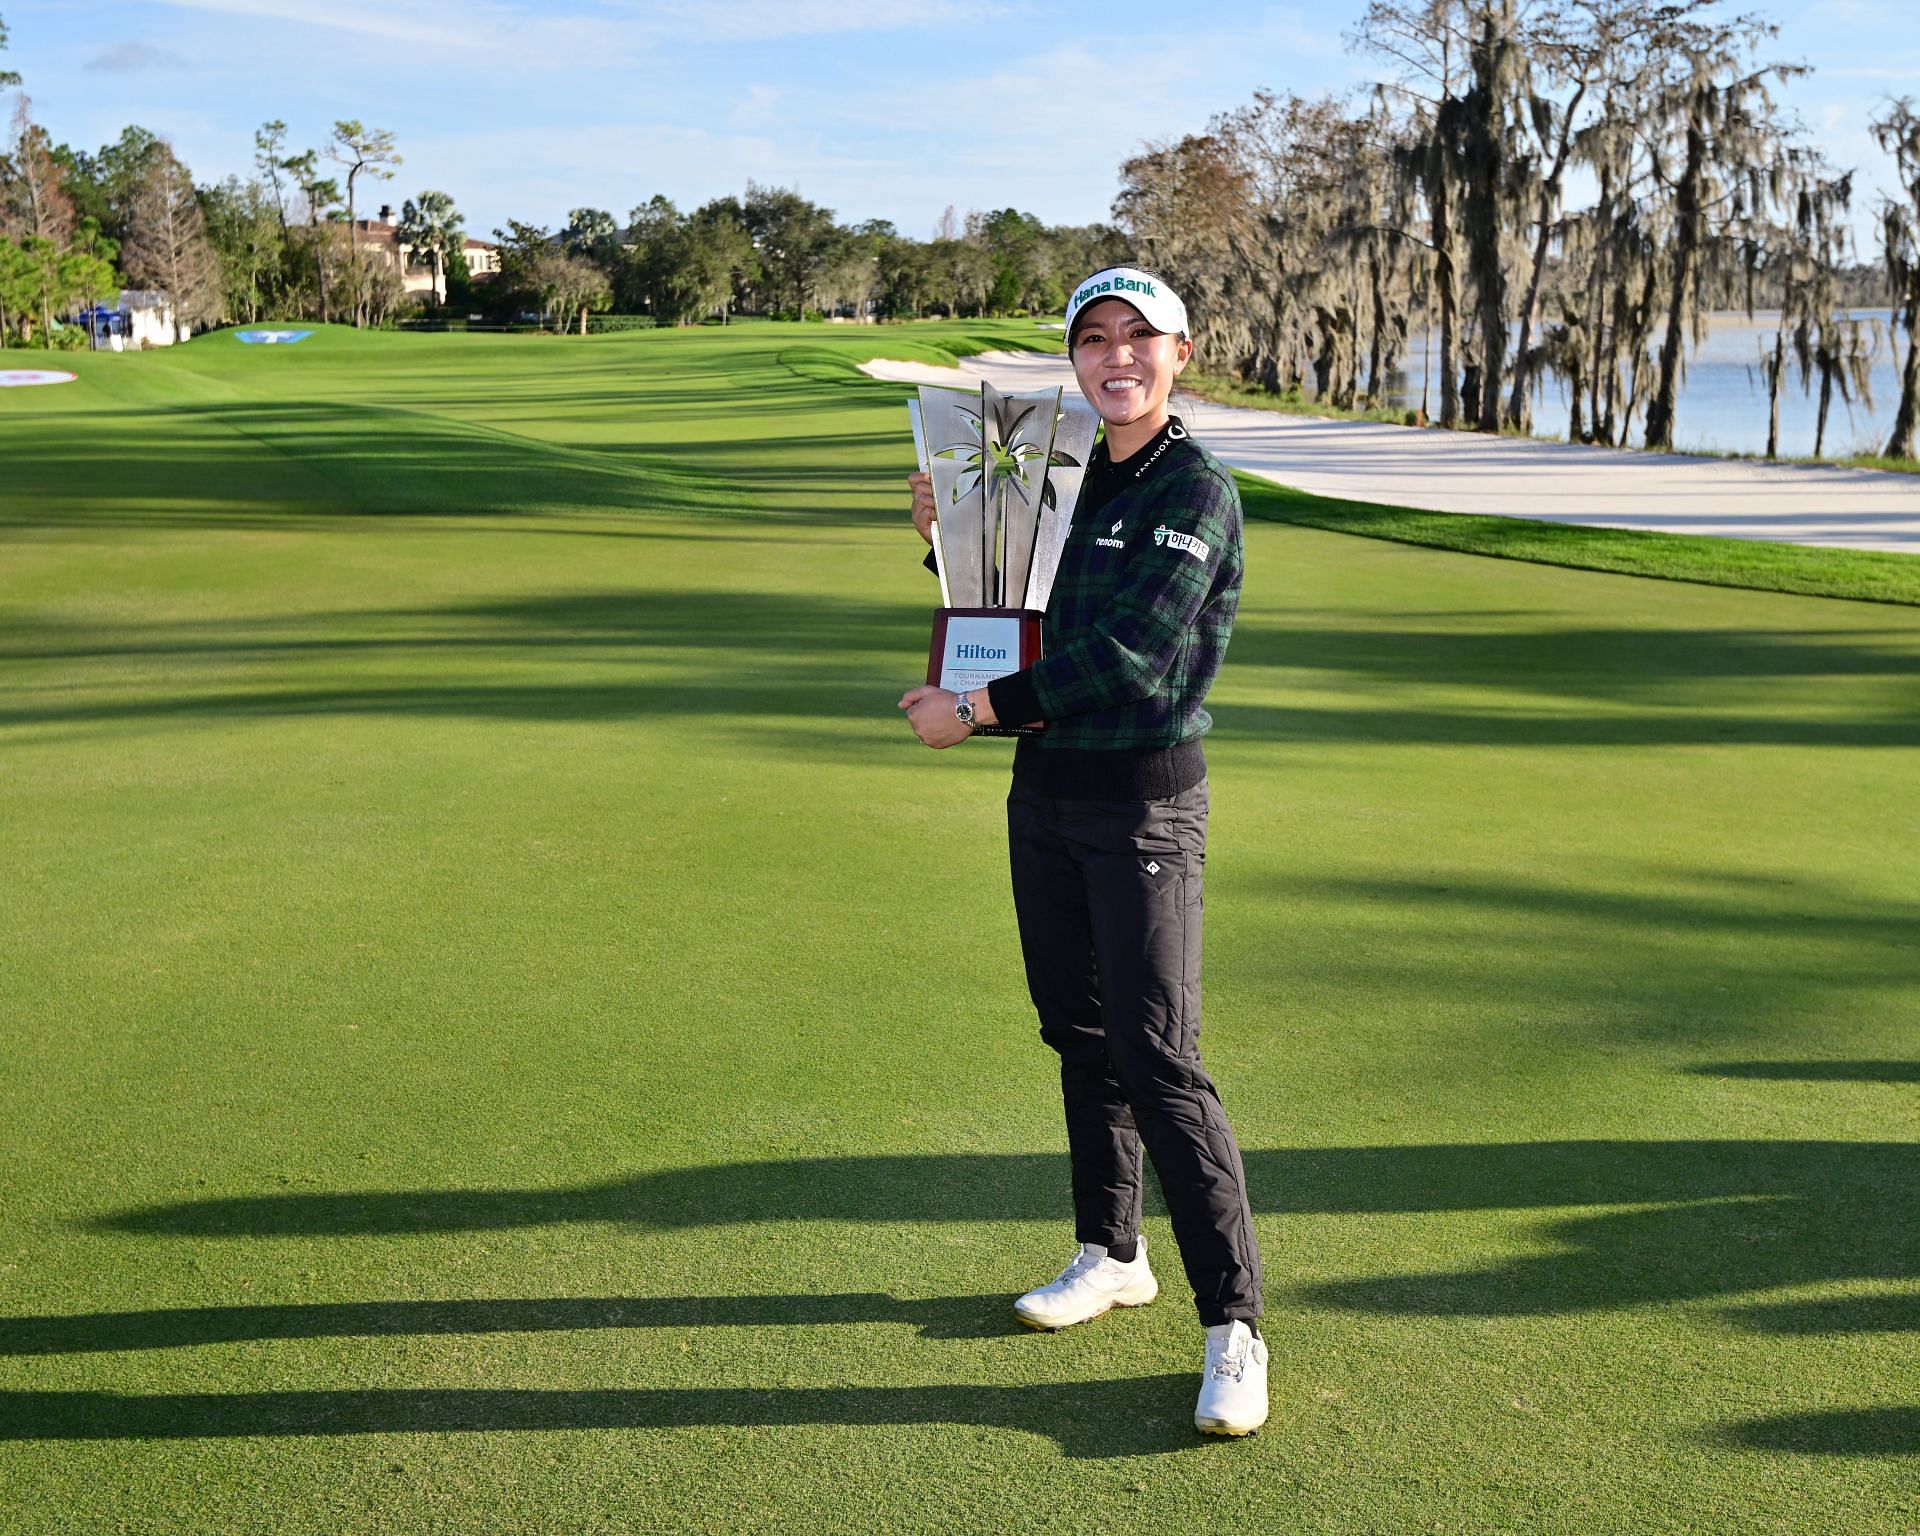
[1012, 1236, 1158, 1331]
[1194, 1319, 1269, 1436]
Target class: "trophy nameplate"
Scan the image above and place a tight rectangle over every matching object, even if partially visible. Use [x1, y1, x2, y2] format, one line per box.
[909, 382, 1099, 737]
[928, 607, 1043, 696]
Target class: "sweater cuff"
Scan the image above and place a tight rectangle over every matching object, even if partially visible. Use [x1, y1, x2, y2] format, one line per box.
[987, 667, 1044, 730]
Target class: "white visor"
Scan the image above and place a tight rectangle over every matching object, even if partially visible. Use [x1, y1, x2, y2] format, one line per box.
[1065, 267, 1189, 340]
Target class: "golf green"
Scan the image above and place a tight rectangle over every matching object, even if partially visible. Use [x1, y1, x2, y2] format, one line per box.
[1, 321, 1915, 1534]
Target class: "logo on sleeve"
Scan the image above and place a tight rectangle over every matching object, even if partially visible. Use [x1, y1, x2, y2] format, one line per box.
[1154, 524, 1210, 561]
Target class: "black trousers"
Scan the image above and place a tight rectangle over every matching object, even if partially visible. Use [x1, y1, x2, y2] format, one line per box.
[1007, 779, 1263, 1326]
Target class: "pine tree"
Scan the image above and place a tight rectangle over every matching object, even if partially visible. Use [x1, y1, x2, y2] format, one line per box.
[122, 140, 219, 341]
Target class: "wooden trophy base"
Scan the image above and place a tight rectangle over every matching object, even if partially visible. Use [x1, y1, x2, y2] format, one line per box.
[927, 607, 1044, 737]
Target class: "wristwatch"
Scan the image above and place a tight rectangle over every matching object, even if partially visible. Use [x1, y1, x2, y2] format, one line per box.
[954, 691, 977, 730]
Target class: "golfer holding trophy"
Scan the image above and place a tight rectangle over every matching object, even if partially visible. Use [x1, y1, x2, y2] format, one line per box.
[899, 268, 1267, 1436]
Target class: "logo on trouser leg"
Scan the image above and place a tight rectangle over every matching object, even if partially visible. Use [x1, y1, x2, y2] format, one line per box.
[1146, 861, 1160, 875]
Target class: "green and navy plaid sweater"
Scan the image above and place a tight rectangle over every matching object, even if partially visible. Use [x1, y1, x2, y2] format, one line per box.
[987, 416, 1243, 799]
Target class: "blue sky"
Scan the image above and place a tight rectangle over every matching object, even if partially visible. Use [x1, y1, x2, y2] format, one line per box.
[3, 0, 1913, 242]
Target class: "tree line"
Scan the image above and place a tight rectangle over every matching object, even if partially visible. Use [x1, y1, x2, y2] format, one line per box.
[1113, 0, 1920, 459]
[8, 3, 1912, 459]
[0, 16, 1123, 346]
[512, 194, 1125, 329]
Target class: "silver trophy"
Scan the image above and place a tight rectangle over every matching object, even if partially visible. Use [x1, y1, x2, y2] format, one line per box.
[909, 383, 1099, 731]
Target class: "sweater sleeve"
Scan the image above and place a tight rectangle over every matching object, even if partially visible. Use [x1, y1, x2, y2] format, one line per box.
[986, 666, 1044, 730]
[1025, 467, 1236, 722]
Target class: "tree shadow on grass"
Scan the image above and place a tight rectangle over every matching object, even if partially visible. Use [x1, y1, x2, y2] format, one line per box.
[0, 1292, 1014, 1356]
[0, 402, 727, 526]
[1690, 1060, 1920, 1083]
[0, 1378, 1200, 1459]
[0, 590, 934, 743]
[1220, 869, 1918, 1055]
[38, 1127, 1920, 1457]
[1712, 1408, 1920, 1458]
[92, 1139, 1918, 1323]
[2, 396, 915, 535]
[6, 584, 1919, 751]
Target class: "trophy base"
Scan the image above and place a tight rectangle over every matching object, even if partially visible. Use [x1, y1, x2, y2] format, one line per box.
[928, 607, 1044, 737]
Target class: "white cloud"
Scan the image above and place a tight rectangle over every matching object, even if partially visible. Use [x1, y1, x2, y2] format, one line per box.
[140, 0, 1009, 57]
[729, 84, 782, 131]
[140, 0, 640, 66]
[87, 39, 191, 72]
[642, 0, 1006, 40]
[399, 119, 911, 230]
[375, 6, 1368, 234]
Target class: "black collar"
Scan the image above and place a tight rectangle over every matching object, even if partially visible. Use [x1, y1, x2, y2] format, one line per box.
[1094, 415, 1189, 483]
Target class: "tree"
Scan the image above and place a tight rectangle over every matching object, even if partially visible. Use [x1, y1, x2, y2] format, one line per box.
[65, 214, 120, 341]
[562, 206, 619, 264]
[397, 190, 461, 305]
[981, 208, 1046, 313]
[121, 139, 219, 340]
[2, 98, 77, 339]
[927, 235, 993, 318]
[1639, 12, 1799, 451]
[491, 218, 554, 318]
[200, 175, 280, 323]
[0, 10, 19, 92]
[1873, 98, 1920, 461]
[619, 195, 680, 318]
[9, 234, 53, 342]
[813, 222, 882, 320]
[534, 250, 610, 334]
[328, 119, 400, 327]
[688, 197, 758, 323]
[254, 121, 290, 232]
[3, 233, 113, 347]
[1456, 0, 1532, 430]
[877, 231, 937, 318]
[3, 97, 74, 247]
[55, 240, 117, 343]
[1502, 0, 1664, 429]
[1116, 126, 1259, 377]
[286, 149, 340, 320]
[0, 236, 34, 342]
[86, 125, 162, 245]
[1352, 0, 1475, 424]
[1750, 154, 1852, 459]
[743, 181, 836, 314]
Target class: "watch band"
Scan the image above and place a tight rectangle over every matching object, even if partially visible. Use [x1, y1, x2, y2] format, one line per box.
[954, 691, 976, 728]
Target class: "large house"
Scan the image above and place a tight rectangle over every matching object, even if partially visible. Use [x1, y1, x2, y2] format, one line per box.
[350, 205, 500, 304]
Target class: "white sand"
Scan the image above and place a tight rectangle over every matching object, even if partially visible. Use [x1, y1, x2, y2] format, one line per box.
[862, 350, 1920, 554]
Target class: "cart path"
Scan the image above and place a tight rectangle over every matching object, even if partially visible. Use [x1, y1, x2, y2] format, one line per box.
[861, 350, 1920, 555]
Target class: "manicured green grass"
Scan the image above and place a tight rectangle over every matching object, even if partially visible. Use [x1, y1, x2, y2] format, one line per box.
[1237, 476, 1920, 606]
[2, 322, 1917, 1534]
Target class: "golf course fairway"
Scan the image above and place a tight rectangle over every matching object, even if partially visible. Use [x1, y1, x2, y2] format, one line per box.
[2, 321, 1916, 1534]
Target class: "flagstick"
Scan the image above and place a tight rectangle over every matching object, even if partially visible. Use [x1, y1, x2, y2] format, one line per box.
[908, 399, 952, 608]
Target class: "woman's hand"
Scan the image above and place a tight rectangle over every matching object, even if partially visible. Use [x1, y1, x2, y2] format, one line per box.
[899, 684, 997, 748]
[908, 471, 936, 547]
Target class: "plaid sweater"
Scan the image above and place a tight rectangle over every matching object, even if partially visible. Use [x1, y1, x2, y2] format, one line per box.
[987, 417, 1243, 797]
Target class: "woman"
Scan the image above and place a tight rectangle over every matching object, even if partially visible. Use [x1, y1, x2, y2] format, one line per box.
[898, 268, 1267, 1437]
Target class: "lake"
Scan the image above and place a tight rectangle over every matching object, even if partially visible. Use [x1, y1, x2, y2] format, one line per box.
[1387, 311, 1908, 459]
